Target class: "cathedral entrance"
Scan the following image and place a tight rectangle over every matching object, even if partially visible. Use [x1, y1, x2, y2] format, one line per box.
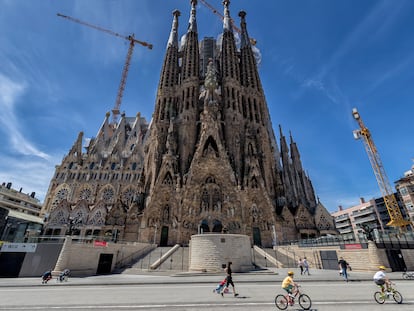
[253, 227, 262, 246]
[212, 219, 222, 232]
[160, 226, 169, 246]
[200, 219, 210, 233]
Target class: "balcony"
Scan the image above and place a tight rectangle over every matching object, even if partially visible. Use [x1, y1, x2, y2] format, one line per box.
[352, 207, 375, 217]
[353, 214, 377, 225]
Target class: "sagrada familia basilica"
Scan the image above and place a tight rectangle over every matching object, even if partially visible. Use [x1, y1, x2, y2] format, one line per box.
[40, 0, 337, 247]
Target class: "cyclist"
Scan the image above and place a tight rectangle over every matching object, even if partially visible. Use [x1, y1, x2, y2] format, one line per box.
[373, 266, 391, 293]
[282, 271, 298, 304]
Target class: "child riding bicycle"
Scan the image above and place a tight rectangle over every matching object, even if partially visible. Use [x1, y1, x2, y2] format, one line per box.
[373, 265, 391, 293]
[282, 271, 298, 304]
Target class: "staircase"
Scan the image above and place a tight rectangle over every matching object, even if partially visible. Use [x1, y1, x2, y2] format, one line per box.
[125, 246, 189, 272]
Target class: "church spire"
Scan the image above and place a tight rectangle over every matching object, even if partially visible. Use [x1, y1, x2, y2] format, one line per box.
[220, 0, 239, 80]
[239, 10, 250, 48]
[188, 0, 197, 33]
[181, 0, 199, 81]
[239, 11, 261, 90]
[223, 0, 233, 32]
[167, 10, 180, 48]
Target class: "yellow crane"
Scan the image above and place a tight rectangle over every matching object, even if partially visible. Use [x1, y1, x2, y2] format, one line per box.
[57, 13, 152, 126]
[198, 0, 257, 46]
[352, 108, 412, 230]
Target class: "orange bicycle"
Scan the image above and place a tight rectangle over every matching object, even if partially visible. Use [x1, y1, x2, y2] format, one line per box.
[275, 285, 312, 310]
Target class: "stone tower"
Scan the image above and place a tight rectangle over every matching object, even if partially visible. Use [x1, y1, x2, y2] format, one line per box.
[40, 0, 336, 247]
[136, 0, 335, 246]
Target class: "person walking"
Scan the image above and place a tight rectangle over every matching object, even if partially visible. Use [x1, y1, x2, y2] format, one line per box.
[302, 257, 310, 275]
[221, 261, 239, 297]
[298, 258, 304, 275]
[338, 257, 351, 282]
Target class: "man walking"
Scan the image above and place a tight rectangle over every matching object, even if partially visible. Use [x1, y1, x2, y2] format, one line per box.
[338, 257, 351, 282]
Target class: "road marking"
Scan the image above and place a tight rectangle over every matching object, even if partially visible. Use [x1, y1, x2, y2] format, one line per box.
[1, 301, 413, 310]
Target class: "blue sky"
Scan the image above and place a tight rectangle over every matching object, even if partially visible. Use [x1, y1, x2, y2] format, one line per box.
[1, 0, 413, 212]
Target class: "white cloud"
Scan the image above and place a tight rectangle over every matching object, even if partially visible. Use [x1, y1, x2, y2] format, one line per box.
[0, 153, 60, 203]
[0, 73, 50, 159]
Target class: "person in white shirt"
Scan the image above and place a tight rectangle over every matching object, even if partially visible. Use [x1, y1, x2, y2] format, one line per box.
[373, 265, 391, 293]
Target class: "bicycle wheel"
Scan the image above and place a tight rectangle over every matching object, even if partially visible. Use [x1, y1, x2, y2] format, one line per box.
[402, 273, 409, 280]
[298, 293, 312, 310]
[392, 291, 403, 304]
[374, 291, 385, 304]
[274, 294, 288, 310]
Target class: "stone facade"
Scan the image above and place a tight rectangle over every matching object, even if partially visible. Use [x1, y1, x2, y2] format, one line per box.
[41, 0, 336, 247]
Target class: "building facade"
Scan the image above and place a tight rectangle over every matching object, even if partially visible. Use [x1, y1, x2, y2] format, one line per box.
[41, 0, 336, 247]
[395, 163, 414, 223]
[332, 194, 409, 241]
[0, 182, 43, 242]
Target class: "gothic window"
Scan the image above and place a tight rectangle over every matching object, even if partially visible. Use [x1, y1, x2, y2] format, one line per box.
[212, 188, 221, 211]
[248, 143, 254, 156]
[101, 187, 115, 203]
[252, 205, 259, 223]
[205, 176, 215, 184]
[251, 176, 258, 188]
[89, 162, 95, 170]
[163, 205, 170, 223]
[201, 190, 209, 212]
[121, 187, 136, 205]
[163, 172, 173, 186]
[78, 187, 92, 201]
[88, 210, 106, 226]
[49, 210, 67, 225]
[51, 186, 70, 210]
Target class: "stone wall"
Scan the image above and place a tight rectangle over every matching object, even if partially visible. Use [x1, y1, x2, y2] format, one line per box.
[189, 234, 253, 272]
[53, 237, 154, 276]
[274, 242, 414, 272]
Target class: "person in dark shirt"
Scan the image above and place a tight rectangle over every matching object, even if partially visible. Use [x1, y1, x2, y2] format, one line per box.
[338, 257, 351, 282]
[220, 262, 239, 297]
[41, 270, 52, 284]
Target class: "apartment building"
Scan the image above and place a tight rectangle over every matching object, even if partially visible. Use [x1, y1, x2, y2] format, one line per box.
[0, 182, 43, 242]
[395, 163, 414, 222]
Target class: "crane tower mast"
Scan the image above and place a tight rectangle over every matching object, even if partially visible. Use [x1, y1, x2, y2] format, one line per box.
[57, 13, 152, 126]
[352, 108, 412, 230]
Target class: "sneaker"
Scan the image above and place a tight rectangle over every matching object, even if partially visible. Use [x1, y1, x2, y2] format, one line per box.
[234, 293, 239, 297]
[221, 292, 223, 297]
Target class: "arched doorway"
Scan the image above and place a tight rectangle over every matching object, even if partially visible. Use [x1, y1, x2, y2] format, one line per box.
[212, 219, 223, 232]
[200, 219, 210, 233]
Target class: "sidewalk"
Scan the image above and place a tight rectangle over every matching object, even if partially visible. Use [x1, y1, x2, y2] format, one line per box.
[0, 268, 408, 288]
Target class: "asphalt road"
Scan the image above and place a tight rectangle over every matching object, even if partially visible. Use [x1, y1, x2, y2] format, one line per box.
[1, 279, 413, 310]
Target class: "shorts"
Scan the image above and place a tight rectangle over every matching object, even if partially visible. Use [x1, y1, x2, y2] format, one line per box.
[374, 279, 385, 286]
[225, 275, 234, 287]
[283, 285, 293, 293]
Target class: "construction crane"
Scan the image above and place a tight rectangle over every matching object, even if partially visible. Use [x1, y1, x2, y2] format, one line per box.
[199, 0, 257, 46]
[352, 108, 412, 231]
[57, 13, 152, 125]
